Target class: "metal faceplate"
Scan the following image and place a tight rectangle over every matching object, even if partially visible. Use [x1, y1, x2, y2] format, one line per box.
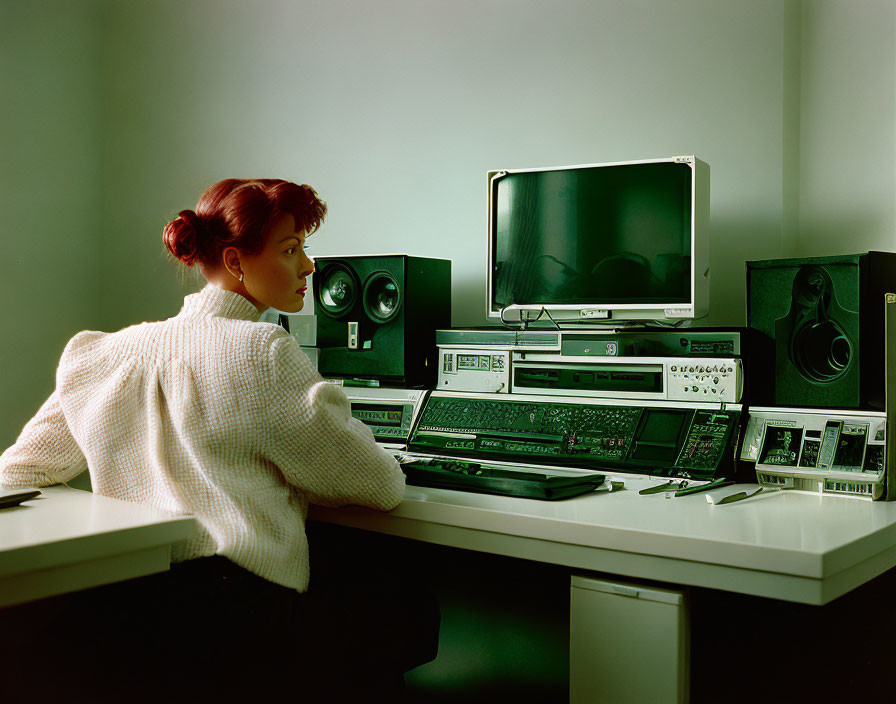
[438, 348, 511, 393]
[343, 386, 429, 444]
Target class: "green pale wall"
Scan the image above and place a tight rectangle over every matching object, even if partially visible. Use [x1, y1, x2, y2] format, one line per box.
[797, 0, 896, 254]
[0, 0, 104, 451]
[2, 0, 894, 449]
[97, 0, 801, 332]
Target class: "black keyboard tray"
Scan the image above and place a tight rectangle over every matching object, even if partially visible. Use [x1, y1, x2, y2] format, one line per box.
[401, 460, 604, 501]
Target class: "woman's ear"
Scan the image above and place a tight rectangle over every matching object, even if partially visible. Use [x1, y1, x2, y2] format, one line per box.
[222, 247, 243, 281]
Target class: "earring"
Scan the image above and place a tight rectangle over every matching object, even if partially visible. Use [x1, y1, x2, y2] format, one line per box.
[239, 273, 244, 282]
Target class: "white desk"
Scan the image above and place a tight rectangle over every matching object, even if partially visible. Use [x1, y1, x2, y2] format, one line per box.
[311, 476, 896, 606]
[310, 476, 896, 703]
[0, 485, 197, 608]
[7, 481, 895, 702]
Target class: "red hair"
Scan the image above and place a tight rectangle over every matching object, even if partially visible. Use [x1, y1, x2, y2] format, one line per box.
[163, 179, 327, 268]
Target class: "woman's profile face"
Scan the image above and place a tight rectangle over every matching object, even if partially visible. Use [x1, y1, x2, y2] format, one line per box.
[240, 212, 315, 314]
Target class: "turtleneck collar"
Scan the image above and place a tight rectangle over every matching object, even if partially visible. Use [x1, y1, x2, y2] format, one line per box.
[180, 283, 263, 323]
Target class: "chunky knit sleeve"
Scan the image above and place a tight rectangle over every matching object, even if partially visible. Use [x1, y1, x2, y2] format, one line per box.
[0, 390, 88, 488]
[263, 332, 405, 509]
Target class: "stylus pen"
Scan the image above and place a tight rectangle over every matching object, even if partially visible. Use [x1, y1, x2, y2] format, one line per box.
[673, 477, 734, 497]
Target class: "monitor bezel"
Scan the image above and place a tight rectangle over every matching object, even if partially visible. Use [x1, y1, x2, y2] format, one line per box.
[485, 155, 709, 325]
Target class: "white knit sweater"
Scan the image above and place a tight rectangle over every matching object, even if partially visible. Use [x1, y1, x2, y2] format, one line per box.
[0, 283, 405, 591]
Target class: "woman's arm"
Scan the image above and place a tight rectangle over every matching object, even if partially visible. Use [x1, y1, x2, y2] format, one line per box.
[0, 390, 88, 488]
[264, 333, 405, 509]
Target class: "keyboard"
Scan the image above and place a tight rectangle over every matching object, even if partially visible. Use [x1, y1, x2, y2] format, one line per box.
[400, 459, 605, 500]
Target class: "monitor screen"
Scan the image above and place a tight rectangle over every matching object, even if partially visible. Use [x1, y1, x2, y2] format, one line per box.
[488, 157, 706, 322]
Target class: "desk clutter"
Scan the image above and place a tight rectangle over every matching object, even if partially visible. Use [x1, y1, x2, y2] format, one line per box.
[289, 157, 896, 502]
[304, 268, 896, 503]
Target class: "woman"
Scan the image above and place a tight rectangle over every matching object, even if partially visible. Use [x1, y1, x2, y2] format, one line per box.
[0, 178, 438, 701]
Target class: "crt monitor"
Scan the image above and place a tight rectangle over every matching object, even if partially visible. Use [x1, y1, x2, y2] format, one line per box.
[487, 156, 709, 324]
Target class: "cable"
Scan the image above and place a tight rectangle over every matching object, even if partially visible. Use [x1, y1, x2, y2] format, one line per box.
[499, 305, 684, 331]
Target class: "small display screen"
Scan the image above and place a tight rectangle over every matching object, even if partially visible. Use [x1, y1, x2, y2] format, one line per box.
[832, 424, 868, 471]
[352, 403, 404, 427]
[491, 161, 692, 309]
[458, 354, 491, 371]
[758, 426, 803, 467]
[631, 409, 687, 461]
[817, 420, 843, 469]
[798, 440, 820, 468]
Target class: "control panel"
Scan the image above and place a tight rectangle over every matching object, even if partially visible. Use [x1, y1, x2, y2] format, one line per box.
[667, 358, 742, 402]
[510, 355, 742, 403]
[409, 391, 741, 481]
[438, 348, 511, 393]
[740, 406, 887, 498]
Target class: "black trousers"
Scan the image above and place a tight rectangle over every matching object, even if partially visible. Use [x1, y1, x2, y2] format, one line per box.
[3, 523, 440, 703]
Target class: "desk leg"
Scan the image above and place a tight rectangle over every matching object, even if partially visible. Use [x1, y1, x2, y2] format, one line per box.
[570, 575, 689, 704]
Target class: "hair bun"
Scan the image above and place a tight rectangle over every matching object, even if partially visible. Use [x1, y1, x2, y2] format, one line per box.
[163, 209, 204, 266]
[163, 178, 327, 270]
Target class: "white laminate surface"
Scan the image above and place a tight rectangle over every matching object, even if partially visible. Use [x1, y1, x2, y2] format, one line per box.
[0, 485, 197, 606]
[310, 475, 896, 605]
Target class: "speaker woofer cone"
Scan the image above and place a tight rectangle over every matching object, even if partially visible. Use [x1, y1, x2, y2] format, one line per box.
[830, 334, 851, 370]
[362, 271, 401, 323]
[792, 321, 852, 383]
[316, 263, 359, 318]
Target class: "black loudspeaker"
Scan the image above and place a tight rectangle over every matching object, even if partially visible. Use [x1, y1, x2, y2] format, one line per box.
[746, 251, 896, 410]
[312, 255, 451, 386]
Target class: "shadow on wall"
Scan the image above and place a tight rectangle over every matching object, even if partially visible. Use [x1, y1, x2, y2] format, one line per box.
[452, 270, 490, 328]
[708, 217, 791, 326]
[717, 211, 895, 326]
[797, 211, 896, 259]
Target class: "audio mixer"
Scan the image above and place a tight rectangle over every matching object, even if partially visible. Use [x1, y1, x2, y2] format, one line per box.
[408, 391, 741, 481]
